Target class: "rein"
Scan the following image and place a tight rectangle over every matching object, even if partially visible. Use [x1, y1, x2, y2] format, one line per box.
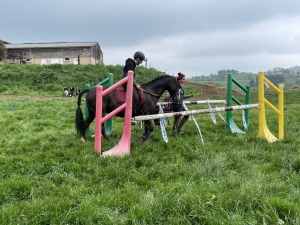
[140, 88, 160, 97]
[140, 76, 180, 98]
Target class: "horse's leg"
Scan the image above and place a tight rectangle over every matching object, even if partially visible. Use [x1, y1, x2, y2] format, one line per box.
[176, 116, 189, 134]
[141, 121, 149, 140]
[80, 112, 95, 142]
[140, 120, 154, 141]
[101, 124, 109, 140]
[83, 111, 109, 141]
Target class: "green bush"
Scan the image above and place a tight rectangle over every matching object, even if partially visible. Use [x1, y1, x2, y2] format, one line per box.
[0, 85, 8, 93]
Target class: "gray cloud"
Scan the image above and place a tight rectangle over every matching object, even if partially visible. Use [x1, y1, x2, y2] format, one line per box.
[1, 0, 300, 77]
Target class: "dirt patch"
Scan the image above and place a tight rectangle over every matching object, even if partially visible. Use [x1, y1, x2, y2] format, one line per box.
[184, 81, 244, 100]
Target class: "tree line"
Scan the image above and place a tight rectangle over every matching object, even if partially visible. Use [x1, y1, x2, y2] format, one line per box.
[249, 75, 285, 87]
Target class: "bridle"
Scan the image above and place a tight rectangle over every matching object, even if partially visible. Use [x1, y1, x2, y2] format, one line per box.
[171, 76, 181, 102]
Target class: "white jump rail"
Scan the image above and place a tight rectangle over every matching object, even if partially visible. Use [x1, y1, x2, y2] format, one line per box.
[134, 104, 259, 121]
[157, 100, 226, 106]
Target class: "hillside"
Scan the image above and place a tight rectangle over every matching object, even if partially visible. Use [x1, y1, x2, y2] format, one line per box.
[289, 65, 300, 73]
[183, 81, 244, 100]
[187, 71, 300, 88]
[0, 64, 165, 96]
[0, 64, 244, 100]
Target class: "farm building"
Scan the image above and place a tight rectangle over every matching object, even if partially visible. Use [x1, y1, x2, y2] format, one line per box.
[2, 42, 103, 65]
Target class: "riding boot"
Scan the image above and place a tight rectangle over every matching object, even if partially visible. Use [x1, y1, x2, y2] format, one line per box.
[176, 117, 188, 134]
[172, 116, 180, 136]
[172, 123, 178, 136]
[132, 89, 139, 116]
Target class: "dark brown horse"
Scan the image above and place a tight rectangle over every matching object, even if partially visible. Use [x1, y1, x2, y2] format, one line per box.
[75, 75, 182, 141]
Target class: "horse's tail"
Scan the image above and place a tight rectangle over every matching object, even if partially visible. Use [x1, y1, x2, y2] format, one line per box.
[77, 89, 89, 107]
[75, 89, 90, 137]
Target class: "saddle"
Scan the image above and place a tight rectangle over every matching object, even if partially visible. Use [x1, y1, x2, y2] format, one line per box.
[115, 87, 145, 105]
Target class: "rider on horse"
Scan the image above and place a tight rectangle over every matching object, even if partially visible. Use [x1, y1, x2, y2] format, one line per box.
[122, 51, 145, 124]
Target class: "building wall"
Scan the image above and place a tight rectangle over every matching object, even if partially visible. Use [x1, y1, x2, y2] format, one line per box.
[3, 56, 95, 65]
[3, 44, 103, 65]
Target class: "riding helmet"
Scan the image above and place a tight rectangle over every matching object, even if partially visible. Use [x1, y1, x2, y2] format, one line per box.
[133, 51, 145, 60]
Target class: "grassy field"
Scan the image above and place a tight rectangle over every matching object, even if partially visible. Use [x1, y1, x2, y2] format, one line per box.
[0, 89, 300, 224]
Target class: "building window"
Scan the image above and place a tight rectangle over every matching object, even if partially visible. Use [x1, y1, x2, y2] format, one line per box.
[64, 58, 70, 61]
[26, 59, 32, 62]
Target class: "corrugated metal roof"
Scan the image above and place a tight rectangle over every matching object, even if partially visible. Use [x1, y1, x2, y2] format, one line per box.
[5, 42, 99, 49]
[1, 40, 10, 44]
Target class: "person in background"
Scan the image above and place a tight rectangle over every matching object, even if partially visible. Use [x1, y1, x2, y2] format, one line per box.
[70, 86, 75, 97]
[122, 51, 145, 125]
[63, 86, 69, 97]
[172, 72, 193, 134]
[162, 92, 172, 112]
[76, 86, 80, 96]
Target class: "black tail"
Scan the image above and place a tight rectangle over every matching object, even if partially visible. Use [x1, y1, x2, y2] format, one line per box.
[77, 89, 90, 107]
[75, 89, 90, 137]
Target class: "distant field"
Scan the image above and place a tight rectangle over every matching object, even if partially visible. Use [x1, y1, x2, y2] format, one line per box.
[188, 72, 300, 89]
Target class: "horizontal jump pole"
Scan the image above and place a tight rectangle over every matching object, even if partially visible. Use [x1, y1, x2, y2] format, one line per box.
[134, 104, 259, 121]
[157, 100, 226, 106]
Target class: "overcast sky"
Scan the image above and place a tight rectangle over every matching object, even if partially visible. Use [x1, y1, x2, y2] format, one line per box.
[1, 0, 300, 77]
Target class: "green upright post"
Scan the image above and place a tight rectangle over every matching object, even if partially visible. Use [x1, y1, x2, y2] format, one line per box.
[225, 74, 244, 133]
[102, 73, 113, 135]
[84, 73, 114, 137]
[108, 73, 113, 87]
[225, 74, 251, 134]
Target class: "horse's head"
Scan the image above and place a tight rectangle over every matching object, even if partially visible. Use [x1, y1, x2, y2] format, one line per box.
[141, 75, 181, 102]
[165, 75, 183, 103]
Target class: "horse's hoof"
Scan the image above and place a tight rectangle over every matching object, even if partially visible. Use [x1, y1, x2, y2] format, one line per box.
[103, 136, 110, 141]
[139, 136, 148, 141]
[80, 137, 86, 142]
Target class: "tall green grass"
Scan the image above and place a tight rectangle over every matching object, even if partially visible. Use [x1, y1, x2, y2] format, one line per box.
[0, 88, 299, 224]
[0, 64, 165, 96]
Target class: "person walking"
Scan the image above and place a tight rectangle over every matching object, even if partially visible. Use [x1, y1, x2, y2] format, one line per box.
[172, 72, 193, 134]
[70, 86, 75, 97]
[76, 86, 81, 96]
[63, 86, 69, 97]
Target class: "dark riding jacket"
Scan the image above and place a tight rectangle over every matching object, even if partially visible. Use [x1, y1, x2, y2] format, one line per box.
[177, 86, 191, 104]
[171, 86, 191, 112]
[122, 58, 137, 88]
